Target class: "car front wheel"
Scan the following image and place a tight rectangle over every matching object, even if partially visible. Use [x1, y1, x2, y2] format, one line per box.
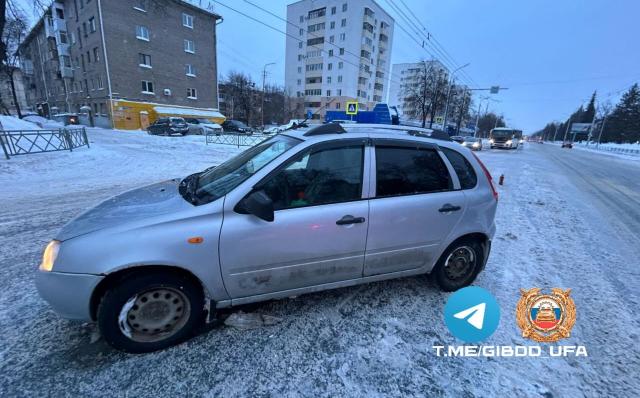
[432, 238, 484, 292]
[97, 272, 204, 353]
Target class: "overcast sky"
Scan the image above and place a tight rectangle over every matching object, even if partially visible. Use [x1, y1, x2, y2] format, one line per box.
[17, 0, 640, 133]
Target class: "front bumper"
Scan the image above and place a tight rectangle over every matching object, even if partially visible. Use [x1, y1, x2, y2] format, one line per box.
[36, 270, 104, 321]
[491, 142, 511, 148]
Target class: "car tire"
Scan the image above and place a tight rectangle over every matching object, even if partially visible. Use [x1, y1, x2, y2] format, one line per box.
[432, 238, 484, 292]
[97, 271, 204, 353]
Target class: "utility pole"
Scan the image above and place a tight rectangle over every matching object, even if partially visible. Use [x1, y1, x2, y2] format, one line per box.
[596, 115, 607, 149]
[585, 111, 597, 147]
[261, 62, 275, 129]
[442, 62, 470, 130]
[562, 119, 572, 142]
[474, 98, 483, 137]
[552, 123, 560, 142]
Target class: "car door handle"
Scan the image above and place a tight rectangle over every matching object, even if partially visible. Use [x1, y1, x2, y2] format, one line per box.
[438, 204, 462, 213]
[336, 215, 366, 225]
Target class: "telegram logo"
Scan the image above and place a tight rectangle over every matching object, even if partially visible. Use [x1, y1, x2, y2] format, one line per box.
[444, 286, 500, 343]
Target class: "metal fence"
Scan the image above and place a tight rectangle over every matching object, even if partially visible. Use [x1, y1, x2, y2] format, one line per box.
[0, 128, 89, 160]
[594, 146, 640, 156]
[205, 131, 271, 147]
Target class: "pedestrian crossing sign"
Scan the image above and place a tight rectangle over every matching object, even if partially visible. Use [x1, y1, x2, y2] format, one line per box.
[346, 101, 358, 115]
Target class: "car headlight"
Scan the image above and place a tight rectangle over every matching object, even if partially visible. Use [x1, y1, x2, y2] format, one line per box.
[473, 142, 480, 147]
[461, 142, 467, 146]
[506, 140, 512, 145]
[40, 240, 60, 272]
[489, 139, 494, 144]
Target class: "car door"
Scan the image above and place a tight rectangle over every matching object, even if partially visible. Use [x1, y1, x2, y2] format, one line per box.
[219, 139, 370, 299]
[363, 140, 466, 276]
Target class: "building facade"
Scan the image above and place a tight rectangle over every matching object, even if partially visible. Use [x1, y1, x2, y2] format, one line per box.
[388, 60, 449, 118]
[19, 0, 221, 129]
[0, 68, 29, 115]
[284, 0, 394, 121]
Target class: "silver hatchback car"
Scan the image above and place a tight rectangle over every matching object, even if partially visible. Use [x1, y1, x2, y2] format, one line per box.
[36, 123, 498, 352]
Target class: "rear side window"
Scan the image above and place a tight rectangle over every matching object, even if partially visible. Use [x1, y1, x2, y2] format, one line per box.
[375, 146, 452, 197]
[441, 147, 477, 189]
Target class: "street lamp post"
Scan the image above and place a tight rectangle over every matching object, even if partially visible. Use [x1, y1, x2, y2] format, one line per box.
[442, 63, 470, 131]
[261, 62, 276, 129]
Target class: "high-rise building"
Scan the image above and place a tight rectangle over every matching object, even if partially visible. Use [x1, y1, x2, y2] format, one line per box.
[285, 0, 394, 121]
[388, 60, 449, 118]
[18, 0, 222, 129]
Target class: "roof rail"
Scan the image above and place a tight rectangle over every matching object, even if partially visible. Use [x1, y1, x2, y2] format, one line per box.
[341, 124, 452, 142]
[303, 123, 347, 136]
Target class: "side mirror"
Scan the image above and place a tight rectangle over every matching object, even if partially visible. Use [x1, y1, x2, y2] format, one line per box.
[238, 190, 274, 222]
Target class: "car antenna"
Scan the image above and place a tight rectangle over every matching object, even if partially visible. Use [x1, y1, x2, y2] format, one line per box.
[289, 98, 338, 130]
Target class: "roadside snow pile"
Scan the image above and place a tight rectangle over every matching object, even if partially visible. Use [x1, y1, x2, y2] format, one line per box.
[0, 115, 42, 131]
[574, 141, 640, 157]
[22, 115, 64, 129]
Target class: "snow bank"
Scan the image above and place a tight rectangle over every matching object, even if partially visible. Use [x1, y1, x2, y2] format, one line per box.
[0, 115, 43, 131]
[22, 115, 65, 129]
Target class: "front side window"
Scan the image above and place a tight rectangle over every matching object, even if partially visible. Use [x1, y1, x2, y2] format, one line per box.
[194, 135, 300, 204]
[375, 146, 451, 197]
[261, 143, 364, 211]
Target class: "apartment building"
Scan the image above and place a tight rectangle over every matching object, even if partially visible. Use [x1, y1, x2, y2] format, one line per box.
[19, 0, 221, 129]
[284, 0, 394, 121]
[388, 60, 449, 117]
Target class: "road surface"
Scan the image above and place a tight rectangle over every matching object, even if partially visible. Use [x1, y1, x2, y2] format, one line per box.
[0, 133, 638, 397]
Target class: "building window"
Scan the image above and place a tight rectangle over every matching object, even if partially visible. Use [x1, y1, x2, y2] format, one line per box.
[97, 75, 104, 90]
[342, 3, 347, 12]
[341, 18, 346, 27]
[82, 22, 87, 37]
[61, 55, 71, 68]
[328, 49, 333, 57]
[89, 17, 96, 33]
[86, 50, 91, 63]
[185, 64, 196, 76]
[141, 80, 154, 94]
[299, 28, 303, 36]
[93, 47, 99, 62]
[299, 15, 303, 23]
[337, 89, 342, 95]
[70, 32, 76, 45]
[182, 13, 194, 28]
[136, 25, 149, 41]
[298, 42, 302, 49]
[327, 76, 332, 84]
[338, 62, 343, 69]
[339, 33, 346, 41]
[336, 102, 340, 109]
[327, 63, 332, 70]
[339, 48, 344, 55]
[330, 21, 335, 29]
[184, 39, 195, 53]
[326, 90, 331, 96]
[297, 66, 302, 73]
[139, 53, 151, 68]
[331, 6, 336, 15]
[59, 31, 68, 44]
[329, 35, 335, 43]
[187, 88, 197, 99]
[134, 0, 147, 12]
[297, 79, 301, 85]
[337, 76, 343, 83]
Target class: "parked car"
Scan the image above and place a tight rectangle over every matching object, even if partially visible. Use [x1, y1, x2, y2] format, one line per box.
[461, 137, 483, 151]
[147, 117, 189, 136]
[222, 120, 253, 135]
[36, 123, 498, 353]
[184, 118, 223, 135]
[450, 135, 465, 144]
[52, 113, 80, 125]
[562, 141, 573, 148]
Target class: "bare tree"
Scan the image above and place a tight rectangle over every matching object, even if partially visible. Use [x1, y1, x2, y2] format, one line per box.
[1, 4, 27, 116]
[450, 87, 472, 134]
[400, 61, 449, 128]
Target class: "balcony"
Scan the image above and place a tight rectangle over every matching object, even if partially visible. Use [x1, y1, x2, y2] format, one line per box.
[44, 17, 55, 38]
[53, 18, 66, 32]
[60, 66, 73, 78]
[364, 13, 375, 26]
[56, 42, 70, 56]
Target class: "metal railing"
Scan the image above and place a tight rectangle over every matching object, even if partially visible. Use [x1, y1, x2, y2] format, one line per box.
[205, 131, 271, 147]
[0, 128, 89, 160]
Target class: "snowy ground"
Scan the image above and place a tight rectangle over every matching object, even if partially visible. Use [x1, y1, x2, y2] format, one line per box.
[1, 131, 639, 397]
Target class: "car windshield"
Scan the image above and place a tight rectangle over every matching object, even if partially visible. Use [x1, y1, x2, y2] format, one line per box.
[229, 120, 248, 128]
[492, 130, 513, 137]
[170, 118, 185, 123]
[464, 137, 477, 141]
[194, 134, 300, 204]
[196, 118, 210, 123]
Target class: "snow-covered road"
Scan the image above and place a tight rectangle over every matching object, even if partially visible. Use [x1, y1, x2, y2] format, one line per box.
[0, 130, 638, 397]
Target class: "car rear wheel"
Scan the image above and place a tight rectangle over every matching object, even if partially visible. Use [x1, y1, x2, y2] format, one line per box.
[97, 272, 204, 353]
[432, 238, 484, 292]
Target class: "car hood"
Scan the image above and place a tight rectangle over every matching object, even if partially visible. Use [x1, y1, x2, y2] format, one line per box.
[56, 179, 192, 241]
[202, 123, 222, 129]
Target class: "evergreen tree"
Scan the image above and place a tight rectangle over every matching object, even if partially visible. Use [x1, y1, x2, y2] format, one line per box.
[604, 83, 640, 142]
[582, 91, 597, 123]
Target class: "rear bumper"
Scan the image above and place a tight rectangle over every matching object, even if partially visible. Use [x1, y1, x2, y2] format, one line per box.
[36, 270, 103, 321]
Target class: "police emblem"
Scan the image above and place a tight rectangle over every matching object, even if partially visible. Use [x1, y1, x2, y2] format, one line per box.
[516, 288, 576, 342]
